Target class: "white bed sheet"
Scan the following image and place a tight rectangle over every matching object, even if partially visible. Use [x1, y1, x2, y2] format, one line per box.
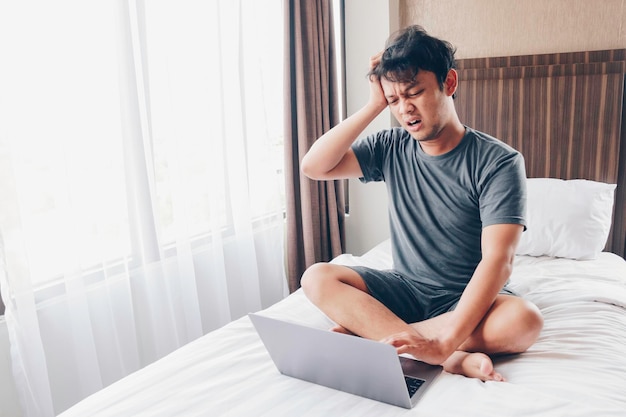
[59, 240, 626, 416]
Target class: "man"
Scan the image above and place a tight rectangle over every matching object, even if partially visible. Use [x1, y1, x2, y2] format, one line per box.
[299, 26, 543, 382]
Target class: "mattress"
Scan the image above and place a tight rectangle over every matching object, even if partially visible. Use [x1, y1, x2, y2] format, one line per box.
[59, 239, 626, 416]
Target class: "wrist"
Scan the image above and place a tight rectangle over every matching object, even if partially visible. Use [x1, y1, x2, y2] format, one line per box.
[364, 100, 387, 120]
[438, 324, 463, 355]
[365, 96, 388, 114]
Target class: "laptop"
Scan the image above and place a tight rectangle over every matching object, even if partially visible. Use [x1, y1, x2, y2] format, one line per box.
[249, 313, 443, 409]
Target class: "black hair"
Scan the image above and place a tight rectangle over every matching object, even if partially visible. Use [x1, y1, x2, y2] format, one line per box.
[369, 25, 457, 91]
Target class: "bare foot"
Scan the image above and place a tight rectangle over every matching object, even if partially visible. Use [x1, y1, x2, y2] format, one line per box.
[442, 351, 505, 382]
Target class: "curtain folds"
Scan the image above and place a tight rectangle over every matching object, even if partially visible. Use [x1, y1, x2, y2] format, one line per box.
[284, 0, 345, 292]
[0, 1, 286, 415]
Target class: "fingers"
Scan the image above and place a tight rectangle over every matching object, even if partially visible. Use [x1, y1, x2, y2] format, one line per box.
[380, 331, 414, 349]
[369, 50, 384, 70]
[394, 345, 413, 356]
[381, 334, 419, 358]
[367, 50, 386, 106]
[380, 331, 447, 364]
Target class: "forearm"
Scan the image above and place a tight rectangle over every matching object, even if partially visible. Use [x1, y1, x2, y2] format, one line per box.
[382, 255, 514, 364]
[301, 101, 386, 180]
[441, 255, 513, 351]
[301, 52, 388, 180]
[440, 223, 522, 352]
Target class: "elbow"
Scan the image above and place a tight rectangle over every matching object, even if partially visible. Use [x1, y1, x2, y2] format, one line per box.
[300, 154, 323, 180]
[496, 252, 515, 277]
[300, 154, 313, 179]
[482, 251, 515, 283]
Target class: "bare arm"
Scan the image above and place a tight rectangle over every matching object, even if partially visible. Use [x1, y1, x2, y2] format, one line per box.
[300, 54, 388, 180]
[439, 223, 523, 351]
[382, 223, 523, 363]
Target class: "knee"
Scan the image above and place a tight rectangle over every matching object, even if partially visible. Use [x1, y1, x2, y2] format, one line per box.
[300, 263, 335, 303]
[300, 263, 364, 305]
[510, 299, 544, 352]
[483, 297, 544, 354]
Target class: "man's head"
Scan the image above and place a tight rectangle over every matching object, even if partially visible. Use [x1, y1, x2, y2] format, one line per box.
[369, 25, 457, 95]
[370, 26, 464, 150]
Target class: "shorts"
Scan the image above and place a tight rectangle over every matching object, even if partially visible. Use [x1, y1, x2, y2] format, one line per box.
[348, 266, 517, 323]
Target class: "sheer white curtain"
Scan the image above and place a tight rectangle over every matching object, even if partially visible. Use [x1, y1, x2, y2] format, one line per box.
[0, 1, 287, 415]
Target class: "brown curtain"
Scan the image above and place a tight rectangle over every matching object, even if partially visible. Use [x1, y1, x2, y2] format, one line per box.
[284, 0, 345, 292]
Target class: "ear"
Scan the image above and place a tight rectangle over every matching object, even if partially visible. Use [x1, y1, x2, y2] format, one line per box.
[444, 69, 458, 97]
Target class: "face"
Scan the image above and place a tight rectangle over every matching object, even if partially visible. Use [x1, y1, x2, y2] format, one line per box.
[381, 70, 457, 143]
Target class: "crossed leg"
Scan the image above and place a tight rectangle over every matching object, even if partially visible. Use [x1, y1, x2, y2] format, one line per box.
[408, 296, 543, 381]
[300, 263, 543, 381]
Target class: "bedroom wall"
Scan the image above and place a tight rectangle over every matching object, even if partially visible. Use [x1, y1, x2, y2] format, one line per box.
[343, 0, 397, 256]
[402, 0, 626, 59]
[344, 0, 626, 255]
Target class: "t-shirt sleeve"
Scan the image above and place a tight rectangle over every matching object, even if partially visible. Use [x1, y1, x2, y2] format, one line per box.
[351, 131, 388, 183]
[479, 152, 527, 230]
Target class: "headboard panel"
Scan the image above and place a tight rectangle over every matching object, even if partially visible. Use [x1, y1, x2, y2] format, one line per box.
[455, 50, 626, 258]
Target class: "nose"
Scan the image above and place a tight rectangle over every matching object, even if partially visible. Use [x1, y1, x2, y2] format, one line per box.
[398, 98, 414, 115]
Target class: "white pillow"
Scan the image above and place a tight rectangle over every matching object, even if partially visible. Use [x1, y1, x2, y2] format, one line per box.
[516, 178, 616, 260]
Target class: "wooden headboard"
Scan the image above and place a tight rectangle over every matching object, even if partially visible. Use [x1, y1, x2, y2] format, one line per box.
[454, 49, 626, 258]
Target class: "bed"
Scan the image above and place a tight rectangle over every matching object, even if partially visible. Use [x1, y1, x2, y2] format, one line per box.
[58, 238, 626, 416]
[59, 50, 626, 416]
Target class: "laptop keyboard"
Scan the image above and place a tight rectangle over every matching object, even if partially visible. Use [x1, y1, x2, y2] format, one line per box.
[404, 376, 425, 396]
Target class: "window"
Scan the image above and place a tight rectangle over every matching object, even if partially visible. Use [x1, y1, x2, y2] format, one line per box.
[0, 2, 133, 285]
[0, 1, 285, 311]
[142, 0, 285, 244]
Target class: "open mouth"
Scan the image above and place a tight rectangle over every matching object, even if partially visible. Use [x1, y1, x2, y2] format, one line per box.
[407, 119, 421, 127]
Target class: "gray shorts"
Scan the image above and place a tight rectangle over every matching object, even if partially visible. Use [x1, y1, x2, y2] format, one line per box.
[348, 266, 517, 323]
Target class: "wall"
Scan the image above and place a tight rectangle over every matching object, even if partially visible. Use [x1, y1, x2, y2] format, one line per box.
[343, 0, 398, 256]
[344, 0, 626, 255]
[402, 0, 626, 59]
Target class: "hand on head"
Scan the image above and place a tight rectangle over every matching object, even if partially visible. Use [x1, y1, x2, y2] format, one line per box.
[367, 51, 388, 110]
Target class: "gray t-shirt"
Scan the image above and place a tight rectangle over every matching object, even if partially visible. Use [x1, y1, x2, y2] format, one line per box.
[351, 127, 527, 292]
